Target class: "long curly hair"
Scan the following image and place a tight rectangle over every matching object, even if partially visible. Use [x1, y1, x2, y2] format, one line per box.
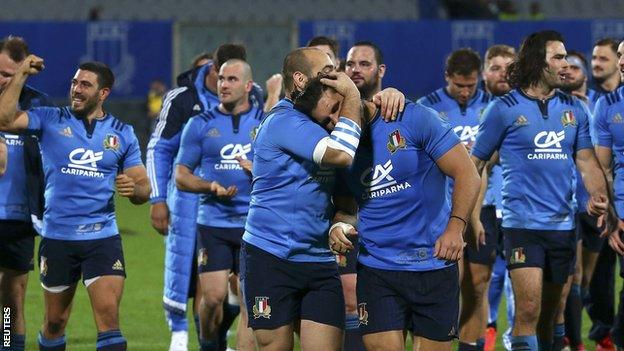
[507, 30, 565, 89]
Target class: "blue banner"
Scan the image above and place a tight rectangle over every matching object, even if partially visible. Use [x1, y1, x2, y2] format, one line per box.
[0, 21, 172, 99]
[300, 20, 624, 98]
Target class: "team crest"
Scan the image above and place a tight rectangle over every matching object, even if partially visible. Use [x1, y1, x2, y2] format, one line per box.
[514, 115, 529, 127]
[561, 110, 577, 127]
[197, 248, 208, 266]
[250, 127, 258, 141]
[40, 256, 47, 276]
[252, 296, 271, 319]
[335, 253, 347, 267]
[207, 128, 221, 138]
[103, 134, 120, 150]
[357, 303, 369, 326]
[59, 126, 73, 137]
[613, 113, 623, 124]
[387, 129, 406, 153]
[510, 247, 526, 264]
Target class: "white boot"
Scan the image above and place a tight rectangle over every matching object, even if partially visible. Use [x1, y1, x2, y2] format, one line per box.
[169, 330, 188, 351]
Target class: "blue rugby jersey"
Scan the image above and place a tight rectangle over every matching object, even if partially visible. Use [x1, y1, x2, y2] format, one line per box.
[418, 87, 501, 209]
[176, 105, 263, 228]
[243, 99, 337, 262]
[338, 102, 460, 271]
[472, 89, 593, 230]
[593, 86, 624, 218]
[26, 107, 143, 240]
[0, 85, 52, 222]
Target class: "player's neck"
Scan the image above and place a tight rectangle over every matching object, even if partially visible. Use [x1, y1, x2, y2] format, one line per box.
[523, 82, 555, 101]
[600, 73, 620, 92]
[219, 99, 250, 116]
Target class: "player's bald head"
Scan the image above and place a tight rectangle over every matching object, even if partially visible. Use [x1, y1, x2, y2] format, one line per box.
[220, 59, 253, 81]
[282, 47, 334, 96]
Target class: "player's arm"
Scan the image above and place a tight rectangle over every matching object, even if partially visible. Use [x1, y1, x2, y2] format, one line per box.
[175, 164, 237, 199]
[576, 148, 609, 217]
[264, 73, 283, 113]
[0, 136, 6, 176]
[436, 143, 481, 261]
[116, 165, 151, 205]
[329, 194, 359, 254]
[146, 90, 189, 234]
[313, 73, 362, 167]
[0, 55, 43, 132]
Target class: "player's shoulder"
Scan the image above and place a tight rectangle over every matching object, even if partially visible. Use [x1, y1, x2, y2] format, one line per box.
[601, 86, 624, 107]
[417, 88, 445, 107]
[493, 90, 522, 110]
[394, 100, 445, 126]
[476, 89, 494, 105]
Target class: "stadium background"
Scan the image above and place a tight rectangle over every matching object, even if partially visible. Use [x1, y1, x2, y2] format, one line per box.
[3, 0, 624, 349]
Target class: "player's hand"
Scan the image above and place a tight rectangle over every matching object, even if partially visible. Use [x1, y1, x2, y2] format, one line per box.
[587, 194, 609, 218]
[372, 88, 405, 122]
[328, 223, 357, 255]
[608, 220, 624, 255]
[150, 202, 169, 236]
[236, 156, 253, 175]
[19, 55, 44, 76]
[115, 174, 136, 198]
[434, 228, 466, 262]
[320, 72, 360, 99]
[210, 181, 237, 200]
[463, 142, 474, 153]
[466, 219, 485, 250]
[265, 74, 283, 95]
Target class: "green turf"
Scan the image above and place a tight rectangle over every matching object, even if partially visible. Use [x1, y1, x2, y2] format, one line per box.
[20, 197, 617, 349]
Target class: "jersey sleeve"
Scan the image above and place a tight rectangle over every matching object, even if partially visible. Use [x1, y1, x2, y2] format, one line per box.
[269, 112, 328, 161]
[472, 101, 507, 161]
[146, 88, 189, 203]
[574, 101, 593, 151]
[122, 126, 144, 170]
[592, 95, 611, 148]
[26, 107, 60, 134]
[408, 104, 460, 161]
[175, 116, 204, 171]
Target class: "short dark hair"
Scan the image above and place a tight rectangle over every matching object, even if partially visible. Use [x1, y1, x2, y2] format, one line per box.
[214, 44, 246, 69]
[307, 36, 339, 58]
[293, 75, 327, 116]
[78, 61, 115, 90]
[191, 52, 212, 69]
[352, 41, 384, 65]
[446, 48, 481, 76]
[507, 30, 565, 89]
[282, 47, 313, 94]
[594, 38, 619, 54]
[0, 36, 29, 62]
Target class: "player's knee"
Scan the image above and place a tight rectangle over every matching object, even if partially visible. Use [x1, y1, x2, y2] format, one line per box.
[201, 289, 226, 310]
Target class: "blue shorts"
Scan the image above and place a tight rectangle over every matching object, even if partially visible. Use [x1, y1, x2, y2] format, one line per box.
[356, 263, 459, 341]
[465, 206, 500, 265]
[0, 220, 36, 272]
[503, 227, 576, 284]
[239, 242, 345, 330]
[337, 236, 359, 275]
[577, 212, 603, 252]
[38, 235, 126, 287]
[197, 225, 243, 274]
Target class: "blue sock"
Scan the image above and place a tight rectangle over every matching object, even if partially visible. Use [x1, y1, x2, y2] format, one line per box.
[165, 309, 188, 332]
[200, 339, 218, 351]
[476, 337, 485, 351]
[1, 333, 25, 351]
[38, 332, 66, 351]
[511, 335, 537, 351]
[96, 330, 127, 350]
[194, 314, 201, 344]
[551, 323, 565, 351]
[344, 313, 364, 351]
